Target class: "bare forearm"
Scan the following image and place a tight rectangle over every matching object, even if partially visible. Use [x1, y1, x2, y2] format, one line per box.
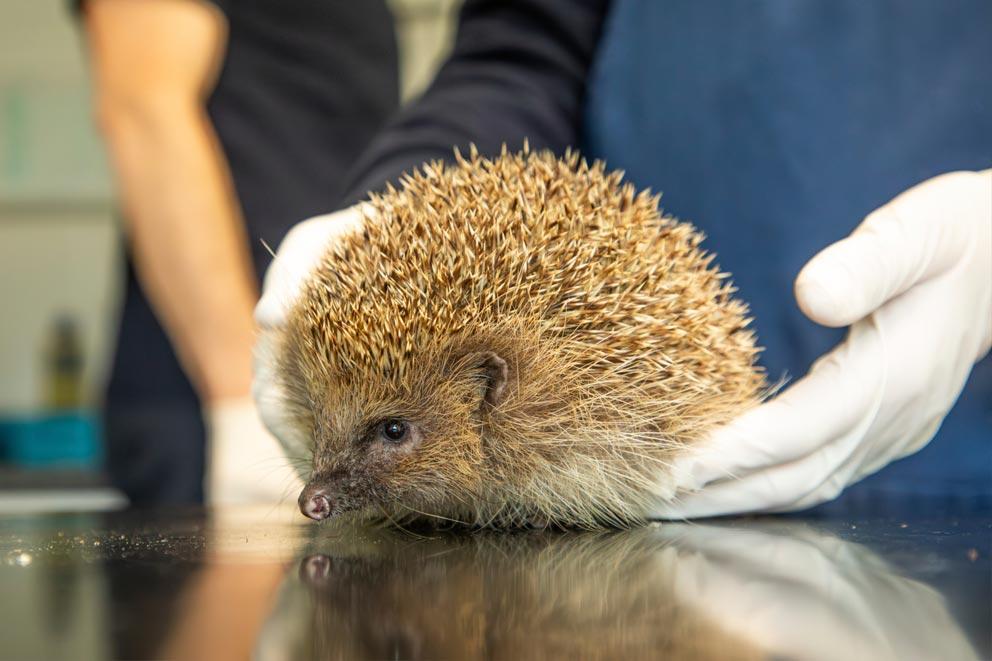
[100, 100, 257, 401]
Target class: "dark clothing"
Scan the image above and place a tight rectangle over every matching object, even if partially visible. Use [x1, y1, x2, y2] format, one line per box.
[104, 264, 208, 505]
[343, 0, 991, 501]
[98, 0, 399, 504]
[343, 0, 609, 205]
[208, 0, 400, 272]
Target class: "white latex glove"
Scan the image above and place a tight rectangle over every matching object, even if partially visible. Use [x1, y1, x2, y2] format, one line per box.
[656, 522, 978, 660]
[252, 205, 367, 464]
[205, 397, 305, 506]
[653, 169, 992, 518]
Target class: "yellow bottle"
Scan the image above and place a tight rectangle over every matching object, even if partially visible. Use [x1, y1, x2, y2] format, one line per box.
[44, 315, 83, 411]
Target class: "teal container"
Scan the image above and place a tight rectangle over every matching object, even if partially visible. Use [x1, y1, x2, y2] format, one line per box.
[0, 412, 101, 468]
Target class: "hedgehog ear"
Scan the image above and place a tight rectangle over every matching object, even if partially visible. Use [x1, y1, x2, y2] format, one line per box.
[473, 351, 508, 409]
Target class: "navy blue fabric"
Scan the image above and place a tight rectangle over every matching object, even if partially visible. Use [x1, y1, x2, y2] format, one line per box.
[583, 0, 992, 496]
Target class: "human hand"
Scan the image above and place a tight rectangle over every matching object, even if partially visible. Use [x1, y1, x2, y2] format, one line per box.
[252, 205, 367, 459]
[205, 397, 305, 506]
[652, 169, 992, 517]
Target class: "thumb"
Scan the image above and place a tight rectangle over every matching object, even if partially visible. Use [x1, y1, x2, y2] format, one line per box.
[795, 172, 978, 327]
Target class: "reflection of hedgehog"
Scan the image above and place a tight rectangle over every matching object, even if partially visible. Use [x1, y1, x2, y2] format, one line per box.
[269, 530, 763, 660]
[273, 147, 763, 528]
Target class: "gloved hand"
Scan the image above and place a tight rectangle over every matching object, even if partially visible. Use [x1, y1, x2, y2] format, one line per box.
[655, 522, 978, 660]
[653, 169, 992, 518]
[205, 397, 305, 506]
[252, 205, 367, 463]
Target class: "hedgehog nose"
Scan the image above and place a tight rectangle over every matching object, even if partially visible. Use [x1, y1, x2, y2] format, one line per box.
[299, 484, 333, 521]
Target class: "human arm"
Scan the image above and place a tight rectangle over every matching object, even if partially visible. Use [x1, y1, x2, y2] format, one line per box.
[84, 0, 257, 403]
[85, 0, 299, 504]
[652, 169, 992, 517]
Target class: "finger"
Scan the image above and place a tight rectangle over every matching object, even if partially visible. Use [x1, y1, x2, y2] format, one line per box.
[662, 319, 885, 501]
[652, 437, 865, 518]
[796, 172, 978, 327]
[655, 378, 892, 518]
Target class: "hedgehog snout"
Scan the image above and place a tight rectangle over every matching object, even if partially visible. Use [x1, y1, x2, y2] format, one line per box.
[299, 481, 335, 521]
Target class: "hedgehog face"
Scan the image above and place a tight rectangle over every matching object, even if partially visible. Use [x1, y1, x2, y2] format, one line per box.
[295, 349, 509, 523]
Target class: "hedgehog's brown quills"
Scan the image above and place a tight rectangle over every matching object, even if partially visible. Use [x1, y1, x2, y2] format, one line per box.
[272, 146, 764, 529]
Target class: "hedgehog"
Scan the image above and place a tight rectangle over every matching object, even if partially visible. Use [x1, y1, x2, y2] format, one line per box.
[267, 147, 764, 529]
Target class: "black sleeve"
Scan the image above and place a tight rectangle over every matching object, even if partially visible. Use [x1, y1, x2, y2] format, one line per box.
[341, 0, 611, 205]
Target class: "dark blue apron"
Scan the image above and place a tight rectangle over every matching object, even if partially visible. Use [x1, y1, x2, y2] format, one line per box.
[583, 0, 991, 504]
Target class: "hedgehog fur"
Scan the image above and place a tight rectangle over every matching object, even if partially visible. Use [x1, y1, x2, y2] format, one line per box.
[272, 147, 764, 529]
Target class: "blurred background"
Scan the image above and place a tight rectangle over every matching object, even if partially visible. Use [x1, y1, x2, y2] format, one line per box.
[0, 0, 461, 513]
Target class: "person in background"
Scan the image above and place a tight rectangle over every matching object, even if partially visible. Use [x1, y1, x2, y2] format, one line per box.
[79, 0, 398, 505]
[256, 0, 990, 516]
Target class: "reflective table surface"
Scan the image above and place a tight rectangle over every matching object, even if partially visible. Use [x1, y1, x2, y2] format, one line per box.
[1, 498, 988, 660]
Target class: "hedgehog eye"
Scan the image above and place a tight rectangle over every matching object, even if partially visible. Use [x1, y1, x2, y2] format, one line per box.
[378, 419, 409, 443]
